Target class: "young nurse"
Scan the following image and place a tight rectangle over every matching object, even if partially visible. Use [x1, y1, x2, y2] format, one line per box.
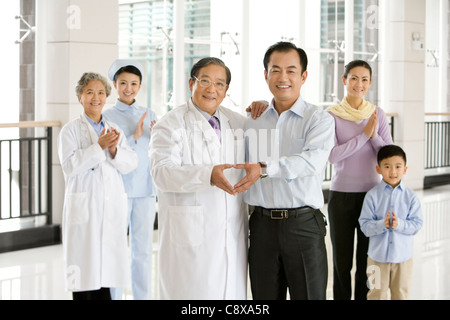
[103, 60, 158, 300]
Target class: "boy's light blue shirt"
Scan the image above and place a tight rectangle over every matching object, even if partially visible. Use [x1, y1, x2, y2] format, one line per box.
[359, 180, 423, 263]
[103, 99, 157, 198]
[243, 96, 335, 209]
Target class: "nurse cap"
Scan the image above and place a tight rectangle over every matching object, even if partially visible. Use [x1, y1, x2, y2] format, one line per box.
[108, 59, 144, 81]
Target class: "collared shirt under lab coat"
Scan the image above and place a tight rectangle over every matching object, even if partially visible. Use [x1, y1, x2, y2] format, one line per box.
[244, 97, 335, 209]
[149, 99, 248, 300]
[58, 114, 138, 292]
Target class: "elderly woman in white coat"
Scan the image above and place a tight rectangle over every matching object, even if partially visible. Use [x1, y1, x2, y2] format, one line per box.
[58, 72, 138, 300]
[150, 58, 256, 300]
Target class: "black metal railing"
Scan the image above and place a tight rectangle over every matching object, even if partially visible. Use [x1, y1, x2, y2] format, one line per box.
[425, 114, 450, 170]
[0, 121, 60, 231]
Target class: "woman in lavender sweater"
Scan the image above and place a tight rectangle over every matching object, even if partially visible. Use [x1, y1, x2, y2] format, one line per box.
[326, 60, 393, 300]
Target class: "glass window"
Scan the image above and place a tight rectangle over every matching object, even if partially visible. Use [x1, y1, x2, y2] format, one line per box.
[353, 0, 379, 106]
[119, 0, 210, 118]
[320, 0, 345, 106]
[118, 0, 380, 117]
[318, 0, 379, 108]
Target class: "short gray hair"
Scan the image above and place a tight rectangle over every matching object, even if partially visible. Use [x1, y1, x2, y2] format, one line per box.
[190, 57, 231, 85]
[75, 72, 112, 98]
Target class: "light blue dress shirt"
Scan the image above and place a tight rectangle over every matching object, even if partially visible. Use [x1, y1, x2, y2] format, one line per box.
[84, 112, 105, 137]
[359, 180, 423, 263]
[244, 97, 335, 209]
[103, 99, 157, 198]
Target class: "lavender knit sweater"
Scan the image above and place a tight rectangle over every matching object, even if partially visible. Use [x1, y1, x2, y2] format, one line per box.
[328, 106, 393, 193]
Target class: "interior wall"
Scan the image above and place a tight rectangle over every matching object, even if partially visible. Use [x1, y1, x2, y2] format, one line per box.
[36, 0, 119, 225]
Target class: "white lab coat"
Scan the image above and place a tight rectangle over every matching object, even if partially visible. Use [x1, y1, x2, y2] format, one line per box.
[149, 100, 248, 300]
[58, 114, 138, 292]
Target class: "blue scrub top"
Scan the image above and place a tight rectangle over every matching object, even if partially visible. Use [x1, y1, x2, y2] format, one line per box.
[103, 99, 157, 198]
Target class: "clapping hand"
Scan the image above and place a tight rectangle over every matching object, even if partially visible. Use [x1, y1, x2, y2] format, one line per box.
[98, 127, 120, 157]
[133, 112, 147, 141]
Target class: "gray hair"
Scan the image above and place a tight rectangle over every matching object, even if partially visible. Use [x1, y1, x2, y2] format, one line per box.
[75, 72, 112, 98]
[190, 57, 231, 85]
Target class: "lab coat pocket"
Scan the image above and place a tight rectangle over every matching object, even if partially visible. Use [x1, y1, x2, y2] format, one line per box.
[169, 206, 204, 247]
[65, 192, 89, 225]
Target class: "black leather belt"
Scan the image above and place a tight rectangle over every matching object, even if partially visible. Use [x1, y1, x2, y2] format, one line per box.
[254, 206, 315, 220]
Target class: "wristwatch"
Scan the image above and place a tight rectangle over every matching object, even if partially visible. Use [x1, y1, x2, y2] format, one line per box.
[259, 162, 268, 179]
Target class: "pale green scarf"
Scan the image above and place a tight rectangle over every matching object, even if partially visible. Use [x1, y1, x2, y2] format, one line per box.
[326, 97, 376, 123]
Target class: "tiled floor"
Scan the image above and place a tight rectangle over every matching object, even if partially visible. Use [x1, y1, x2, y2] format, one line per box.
[1, 184, 449, 300]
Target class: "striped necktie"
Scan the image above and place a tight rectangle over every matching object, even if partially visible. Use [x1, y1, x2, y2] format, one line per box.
[208, 116, 221, 142]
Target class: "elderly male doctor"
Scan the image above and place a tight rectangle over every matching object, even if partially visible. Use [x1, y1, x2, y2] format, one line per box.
[150, 57, 257, 300]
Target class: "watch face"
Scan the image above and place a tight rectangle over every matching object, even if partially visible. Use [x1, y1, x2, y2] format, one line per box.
[259, 162, 267, 178]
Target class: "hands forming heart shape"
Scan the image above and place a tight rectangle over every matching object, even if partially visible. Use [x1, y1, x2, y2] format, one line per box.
[210, 163, 261, 196]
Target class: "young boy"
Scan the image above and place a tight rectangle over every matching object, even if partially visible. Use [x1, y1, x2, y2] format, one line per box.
[359, 145, 423, 300]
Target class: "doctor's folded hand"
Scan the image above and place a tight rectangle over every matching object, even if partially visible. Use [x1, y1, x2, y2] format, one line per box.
[210, 164, 237, 195]
[98, 128, 120, 157]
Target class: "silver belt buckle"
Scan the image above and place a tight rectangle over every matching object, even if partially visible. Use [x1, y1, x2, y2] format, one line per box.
[270, 210, 288, 219]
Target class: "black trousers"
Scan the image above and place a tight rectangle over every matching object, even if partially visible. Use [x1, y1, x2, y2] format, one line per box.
[328, 191, 369, 300]
[248, 207, 328, 300]
[72, 287, 111, 300]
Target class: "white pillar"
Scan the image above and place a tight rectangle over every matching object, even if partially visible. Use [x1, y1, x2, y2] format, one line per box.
[439, 0, 448, 112]
[381, 0, 426, 190]
[345, 0, 354, 64]
[241, 0, 250, 107]
[173, 0, 186, 108]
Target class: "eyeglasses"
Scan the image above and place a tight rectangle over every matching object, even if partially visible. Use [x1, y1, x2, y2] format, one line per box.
[193, 76, 228, 91]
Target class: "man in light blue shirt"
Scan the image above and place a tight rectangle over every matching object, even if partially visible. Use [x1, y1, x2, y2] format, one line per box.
[241, 97, 333, 210]
[359, 145, 422, 300]
[234, 42, 335, 300]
